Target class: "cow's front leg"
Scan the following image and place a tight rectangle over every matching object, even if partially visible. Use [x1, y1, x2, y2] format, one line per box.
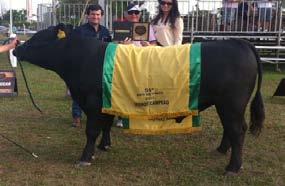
[79, 117, 101, 166]
[97, 122, 112, 151]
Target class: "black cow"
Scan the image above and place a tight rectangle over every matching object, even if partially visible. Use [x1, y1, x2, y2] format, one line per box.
[13, 24, 265, 175]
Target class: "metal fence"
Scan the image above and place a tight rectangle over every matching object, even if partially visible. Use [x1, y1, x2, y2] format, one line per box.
[36, 0, 285, 67]
[37, 0, 284, 40]
[192, 0, 283, 34]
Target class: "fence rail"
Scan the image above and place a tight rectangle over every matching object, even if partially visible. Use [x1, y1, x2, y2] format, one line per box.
[37, 1, 285, 67]
[37, 0, 284, 35]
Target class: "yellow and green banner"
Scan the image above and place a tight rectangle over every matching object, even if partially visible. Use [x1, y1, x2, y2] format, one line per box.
[102, 43, 201, 134]
[121, 116, 201, 135]
[102, 43, 201, 121]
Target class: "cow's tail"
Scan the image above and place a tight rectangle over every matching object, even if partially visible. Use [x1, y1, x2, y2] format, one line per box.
[247, 41, 265, 136]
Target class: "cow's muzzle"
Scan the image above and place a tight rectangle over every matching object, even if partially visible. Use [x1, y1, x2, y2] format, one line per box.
[12, 48, 18, 57]
[12, 46, 24, 61]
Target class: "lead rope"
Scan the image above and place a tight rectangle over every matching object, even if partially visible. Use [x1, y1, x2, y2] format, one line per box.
[0, 38, 39, 159]
[0, 133, 38, 158]
[18, 59, 43, 113]
[3, 38, 43, 113]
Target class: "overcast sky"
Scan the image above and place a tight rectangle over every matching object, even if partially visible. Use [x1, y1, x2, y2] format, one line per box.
[0, 0, 51, 10]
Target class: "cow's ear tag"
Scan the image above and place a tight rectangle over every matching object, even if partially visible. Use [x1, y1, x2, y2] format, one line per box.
[57, 29, 66, 39]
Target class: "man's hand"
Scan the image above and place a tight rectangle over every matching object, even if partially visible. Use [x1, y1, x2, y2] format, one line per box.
[10, 38, 20, 48]
[0, 37, 20, 53]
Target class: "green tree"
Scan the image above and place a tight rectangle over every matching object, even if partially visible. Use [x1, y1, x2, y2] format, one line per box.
[2, 9, 26, 23]
[0, 9, 35, 28]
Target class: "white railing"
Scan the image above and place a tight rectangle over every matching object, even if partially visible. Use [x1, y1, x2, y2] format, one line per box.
[36, 1, 285, 67]
[36, 0, 284, 46]
[192, 0, 282, 33]
[256, 45, 285, 63]
[37, 1, 283, 34]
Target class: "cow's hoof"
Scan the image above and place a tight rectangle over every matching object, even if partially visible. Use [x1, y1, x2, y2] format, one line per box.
[97, 145, 111, 151]
[224, 171, 239, 176]
[210, 149, 225, 157]
[216, 147, 229, 155]
[224, 165, 243, 176]
[75, 161, 91, 167]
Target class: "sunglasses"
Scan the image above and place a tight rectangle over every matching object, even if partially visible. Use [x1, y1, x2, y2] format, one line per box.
[160, 1, 173, 6]
[128, 10, 140, 15]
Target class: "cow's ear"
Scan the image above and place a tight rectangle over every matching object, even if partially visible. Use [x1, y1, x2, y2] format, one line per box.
[57, 29, 66, 39]
[57, 23, 65, 30]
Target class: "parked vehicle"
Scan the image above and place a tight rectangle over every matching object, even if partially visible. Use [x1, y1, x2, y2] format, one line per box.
[16, 28, 37, 35]
[0, 26, 8, 34]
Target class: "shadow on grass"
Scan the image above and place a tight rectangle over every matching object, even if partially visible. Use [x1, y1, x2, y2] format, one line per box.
[266, 96, 285, 105]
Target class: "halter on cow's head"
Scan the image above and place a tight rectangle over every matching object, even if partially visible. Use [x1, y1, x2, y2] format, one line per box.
[13, 23, 73, 62]
[13, 23, 73, 70]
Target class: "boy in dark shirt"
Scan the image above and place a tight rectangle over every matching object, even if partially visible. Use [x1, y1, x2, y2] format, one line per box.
[71, 4, 111, 127]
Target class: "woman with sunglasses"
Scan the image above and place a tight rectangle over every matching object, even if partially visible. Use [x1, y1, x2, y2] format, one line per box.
[151, 0, 184, 46]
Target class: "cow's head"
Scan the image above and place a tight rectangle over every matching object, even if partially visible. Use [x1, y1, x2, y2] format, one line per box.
[13, 23, 73, 69]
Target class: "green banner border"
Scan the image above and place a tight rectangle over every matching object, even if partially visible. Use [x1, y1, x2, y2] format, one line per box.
[103, 43, 118, 108]
[189, 43, 201, 127]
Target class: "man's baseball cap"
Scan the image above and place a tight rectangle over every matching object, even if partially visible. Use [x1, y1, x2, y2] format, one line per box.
[127, 3, 141, 12]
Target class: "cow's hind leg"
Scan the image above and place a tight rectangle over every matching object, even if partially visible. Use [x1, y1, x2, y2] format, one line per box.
[97, 123, 112, 151]
[225, 118, 247, 175]
[215, 106, 231, 154]
[215, 104, 248, 174]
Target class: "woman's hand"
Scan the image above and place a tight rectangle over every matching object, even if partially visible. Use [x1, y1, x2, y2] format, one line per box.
[120, 37, 133, 45]
[140, 41, 151, 46]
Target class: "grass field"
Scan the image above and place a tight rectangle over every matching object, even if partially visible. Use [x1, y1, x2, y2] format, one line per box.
[0, 53, 284, 185]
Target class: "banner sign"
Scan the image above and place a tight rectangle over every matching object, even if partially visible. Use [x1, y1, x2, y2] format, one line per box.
[113, 21, 133, 41]
[0, 70, 18, 97]
[113, 22, 150, 41]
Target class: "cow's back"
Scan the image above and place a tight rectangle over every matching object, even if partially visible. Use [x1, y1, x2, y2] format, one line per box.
[199, 39, 258, 110]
